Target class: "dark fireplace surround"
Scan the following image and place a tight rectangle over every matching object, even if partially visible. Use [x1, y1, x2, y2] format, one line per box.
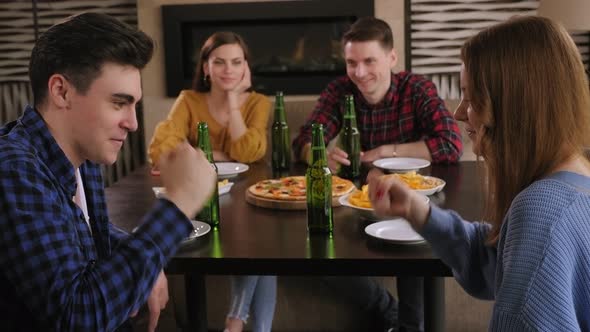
[162, 0, 373, 97]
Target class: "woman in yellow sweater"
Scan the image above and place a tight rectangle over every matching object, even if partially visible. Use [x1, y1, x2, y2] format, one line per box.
[149, 32, 276, 332]
[148, 31, 271, 166]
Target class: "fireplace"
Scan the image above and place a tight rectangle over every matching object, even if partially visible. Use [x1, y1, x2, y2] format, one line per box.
[162, 0, 373, 97]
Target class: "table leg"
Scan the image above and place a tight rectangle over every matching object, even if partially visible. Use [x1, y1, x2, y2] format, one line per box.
[185, 274, 207, 332]
[424, 277, 445, 332]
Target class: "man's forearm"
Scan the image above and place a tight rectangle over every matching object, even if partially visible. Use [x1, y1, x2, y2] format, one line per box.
[395, 141, 432, 161]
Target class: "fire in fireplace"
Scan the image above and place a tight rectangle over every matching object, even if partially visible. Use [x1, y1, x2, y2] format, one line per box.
[162, 0, 373, 97]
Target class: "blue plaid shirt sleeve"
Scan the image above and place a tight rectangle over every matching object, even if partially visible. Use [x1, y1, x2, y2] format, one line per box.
[0, 156, 192, 331]
[109, 222, 130, 247]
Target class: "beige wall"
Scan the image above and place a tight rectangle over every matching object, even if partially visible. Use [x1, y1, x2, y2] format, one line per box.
[137, 0, 406, 149]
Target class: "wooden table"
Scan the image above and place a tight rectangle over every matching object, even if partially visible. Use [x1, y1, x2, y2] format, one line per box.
[106, 161, 483, 332]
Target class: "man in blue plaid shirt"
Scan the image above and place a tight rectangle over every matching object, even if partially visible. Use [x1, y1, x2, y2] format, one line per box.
[0, 12, 216, 331]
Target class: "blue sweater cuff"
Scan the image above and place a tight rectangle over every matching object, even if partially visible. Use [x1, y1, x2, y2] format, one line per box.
[419, 204, 454, 241]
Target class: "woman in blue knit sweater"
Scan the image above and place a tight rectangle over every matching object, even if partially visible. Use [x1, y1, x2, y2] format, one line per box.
[369, 16, 590, 331]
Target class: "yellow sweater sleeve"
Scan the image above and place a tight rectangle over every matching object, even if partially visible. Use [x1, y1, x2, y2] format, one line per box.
[147, 91, 197, 166]
[227, 93, 271, 163]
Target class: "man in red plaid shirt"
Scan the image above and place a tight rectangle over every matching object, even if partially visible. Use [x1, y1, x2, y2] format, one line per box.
[293, 18, 462, 170]
[293, 17, 462, 332]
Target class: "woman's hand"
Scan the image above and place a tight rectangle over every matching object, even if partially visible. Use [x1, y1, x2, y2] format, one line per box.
[367, 168, 431, 231]
[235, 62, 251, 93]
[227, 62, 251, 110]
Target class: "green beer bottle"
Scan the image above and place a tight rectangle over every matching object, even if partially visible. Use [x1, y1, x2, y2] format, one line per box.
[338, 95, 361, 179]
[306, 123, 333, 234]
[271, 91, 291, 173]
[195, 122, 220, 229]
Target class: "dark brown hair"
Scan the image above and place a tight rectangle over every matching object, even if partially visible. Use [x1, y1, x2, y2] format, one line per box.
[192, 31, 250, 92]
[342, 16, 393, 50]
[29, 12, 153, 107]
[461, 15, 590, 243]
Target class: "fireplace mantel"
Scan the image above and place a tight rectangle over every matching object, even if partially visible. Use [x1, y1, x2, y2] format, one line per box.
[161, 0, 373, 96]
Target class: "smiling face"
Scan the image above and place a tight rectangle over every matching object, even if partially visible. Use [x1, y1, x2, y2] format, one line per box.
[203, 43, 246, 92]
[65, 62, 141, 166]
[455, 63, 485, 155]
[344, 40, 397, 104]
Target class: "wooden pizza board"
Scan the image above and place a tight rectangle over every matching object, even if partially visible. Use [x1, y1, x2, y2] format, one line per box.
[245, 189, 343, 210]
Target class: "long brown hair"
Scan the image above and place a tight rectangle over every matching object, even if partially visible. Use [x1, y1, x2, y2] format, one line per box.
[461, 16, 590, 244]
[192, 31, 250, 92]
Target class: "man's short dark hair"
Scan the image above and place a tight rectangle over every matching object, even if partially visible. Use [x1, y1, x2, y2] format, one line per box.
[29, 12, 154, 107]
[342, 17, 394, 50]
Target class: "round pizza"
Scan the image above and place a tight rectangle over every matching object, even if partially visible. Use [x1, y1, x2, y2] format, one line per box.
[248, 175, 355, 201]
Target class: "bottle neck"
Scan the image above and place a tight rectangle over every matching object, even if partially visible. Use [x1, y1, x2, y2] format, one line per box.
[274, 99, 286, 123]
[311, 132, 327, 166]
[274, 107, 287, 123]
[343, 113, 358, 128]
[197, 129, 214, 162]
[343, 101, 358, 128]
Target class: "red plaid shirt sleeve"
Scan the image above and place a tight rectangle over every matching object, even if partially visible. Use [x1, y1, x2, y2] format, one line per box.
[410, 76, 463, 163]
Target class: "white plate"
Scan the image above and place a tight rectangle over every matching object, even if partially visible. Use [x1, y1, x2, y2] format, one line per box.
[414, 176, 446, 196]
[153, 181, 233, 198]
[338, 192, 429, 220]
[181, 220, 211, 246]
[364, 218, 425, 244]
[373, 158, 431, 172]
[217, 162, 249, 179]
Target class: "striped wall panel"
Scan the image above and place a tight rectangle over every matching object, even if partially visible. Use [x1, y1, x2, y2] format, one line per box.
[0, 0, 141, 185]
[409, 0, 590, 99]
[572, 32, 590, 72]
[0, 0, 137, 84]
[0, 2, 35, 83]
[0, 82, 31, 124]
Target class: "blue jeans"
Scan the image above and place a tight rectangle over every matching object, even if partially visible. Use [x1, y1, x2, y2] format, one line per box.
[322, 276, 424, 332]
[227, 275, 277, 332]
